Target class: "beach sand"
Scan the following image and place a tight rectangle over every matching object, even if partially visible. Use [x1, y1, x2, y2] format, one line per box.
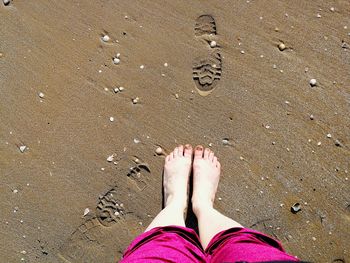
[0, 0, 349, 262]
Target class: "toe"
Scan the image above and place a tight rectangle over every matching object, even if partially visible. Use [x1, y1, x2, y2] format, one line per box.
[214, 156, 221, 168]
[173, 147, 179, 157]
[209, 151, 215, 161]
[167, 152, 173, 161]
[194, 145, 204, 159]
[184, 144, 193, 158]
[204, 148, 210, 159]
[178, 145, 184, 156]
[216, 160, 221, 169]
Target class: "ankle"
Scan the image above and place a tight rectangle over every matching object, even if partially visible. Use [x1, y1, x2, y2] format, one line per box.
[192, 199, 214, 216]
[165, 196, 187, 211]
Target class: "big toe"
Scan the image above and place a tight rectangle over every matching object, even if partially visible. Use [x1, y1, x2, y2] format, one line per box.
[184, 144, 193, 158]
[194, 145, 204, 159]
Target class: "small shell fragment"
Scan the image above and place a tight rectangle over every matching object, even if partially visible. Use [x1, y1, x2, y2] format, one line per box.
[38, 92, 45, 98]
[83, 208, 90, 216]
[107, 154, 115, 162]
[113, 58, 120, 64]
[326, 133, 332, 138]
[335, 139, 343, 147]
[19, 146, 27, 153]
[222, 138, 230, 145]
[291, 203, 301, 214]
[132, 97, 140, 104]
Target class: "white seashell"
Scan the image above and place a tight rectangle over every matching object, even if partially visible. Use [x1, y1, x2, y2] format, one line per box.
[83, 208, 90, 216]
[102, 35, 110, 42]
[210, 41, 217, 48]
[107, 155, 114, 162]
[113, 58, 120, 64]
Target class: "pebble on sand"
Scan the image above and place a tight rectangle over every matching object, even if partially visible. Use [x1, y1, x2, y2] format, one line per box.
[278, 43, 286, 51]
[102, 35, 110, 42]
[164, 62, 168, 67]
[309, 114, 314, 120]
[210, 41, 217, 48]
[19, 145, 27, 153]
[309, 78, 317, 87]
[3, 0, 10, 6]
[326, 133, 332, 138]
[38, 92, 45, 98]
[155, 147, 163, 155]
[113, 58, 120, 64]
[109, 117, 114, 122]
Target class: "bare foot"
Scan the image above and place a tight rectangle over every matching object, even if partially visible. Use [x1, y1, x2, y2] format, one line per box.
[163, 144, 193, 209]
[192, 145, 221, 214]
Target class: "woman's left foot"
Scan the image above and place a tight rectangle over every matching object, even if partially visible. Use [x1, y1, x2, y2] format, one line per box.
[163, 144, 193, 210]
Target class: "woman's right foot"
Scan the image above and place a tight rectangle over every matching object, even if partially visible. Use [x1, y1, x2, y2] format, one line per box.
[191, 145, 221, 215]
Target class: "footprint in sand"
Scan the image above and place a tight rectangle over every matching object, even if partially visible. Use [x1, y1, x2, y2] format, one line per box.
[193, 15, 222, 96]
[96, 187, 126, 227]
[57, 185, 134, 262]
[127, 162, 151, 191]
[57, 160, 151, 262]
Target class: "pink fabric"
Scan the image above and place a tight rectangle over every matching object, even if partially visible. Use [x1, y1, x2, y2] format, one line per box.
[120, 226, 299, 263]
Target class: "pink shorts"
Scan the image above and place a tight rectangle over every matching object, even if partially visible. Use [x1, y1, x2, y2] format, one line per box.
[120, 226, 299, 262]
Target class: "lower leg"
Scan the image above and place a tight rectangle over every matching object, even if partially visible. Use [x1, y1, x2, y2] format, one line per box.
[191, 146, 243, 249]
[145, 203, 186, 231]
[194, 207, 242, 248]
[145, 145, 193, 232]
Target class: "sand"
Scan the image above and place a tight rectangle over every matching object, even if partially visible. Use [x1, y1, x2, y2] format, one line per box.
[0, 0, 349, 262]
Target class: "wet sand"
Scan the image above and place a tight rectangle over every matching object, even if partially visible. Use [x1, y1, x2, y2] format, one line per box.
[0, 0, 349, 262]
